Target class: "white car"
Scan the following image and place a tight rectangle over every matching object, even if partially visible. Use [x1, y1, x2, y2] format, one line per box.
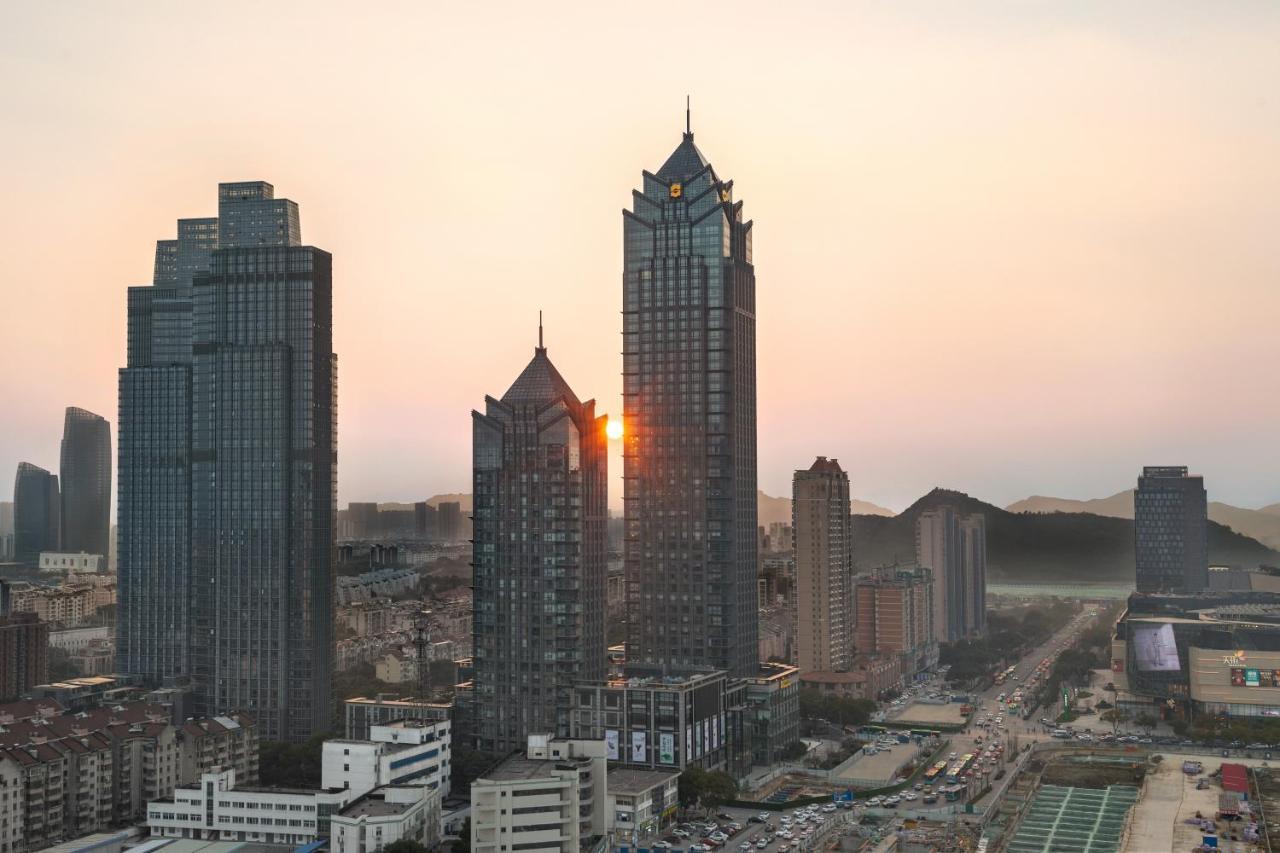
[756, 841, 768, 850]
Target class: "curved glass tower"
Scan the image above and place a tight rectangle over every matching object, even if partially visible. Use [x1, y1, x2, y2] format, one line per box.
[622, 125, 759, 677]
[60, 406, 112, 559]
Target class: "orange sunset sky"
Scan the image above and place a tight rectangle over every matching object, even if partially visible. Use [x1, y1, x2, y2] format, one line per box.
[3, 1, 1279, 512]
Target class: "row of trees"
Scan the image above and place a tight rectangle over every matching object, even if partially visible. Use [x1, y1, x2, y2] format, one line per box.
[798, 690, 877, 727]
[940, 600, 1078, 682]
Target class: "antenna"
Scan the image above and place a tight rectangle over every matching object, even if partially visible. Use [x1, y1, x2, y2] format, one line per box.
[538, 310, 544, 349]
[686, 95, 691, 135]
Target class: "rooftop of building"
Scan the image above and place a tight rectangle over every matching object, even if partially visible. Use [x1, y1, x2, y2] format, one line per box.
[598, 669, 727, 690]
[481, 754, 563, 783]
[750, 662, 799, 684]
[500, 336, 582, 410]
[338, 786, 425, 818]
[606, 766, 680, 795]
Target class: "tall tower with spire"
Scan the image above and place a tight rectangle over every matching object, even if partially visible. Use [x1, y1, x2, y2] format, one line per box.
[622, 116, 759, 678]
[470, 328, 608, 752]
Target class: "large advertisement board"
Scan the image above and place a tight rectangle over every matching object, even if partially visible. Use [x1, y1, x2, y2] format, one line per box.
[605, 730, 619, 760]
[1133, 623, 1181, 671]
[631, 731, 647, 762]
[659, 732, 675, 765]
[1229, 668, 1280, 688]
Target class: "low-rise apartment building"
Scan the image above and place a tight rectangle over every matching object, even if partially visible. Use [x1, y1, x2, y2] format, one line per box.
[323, 718, 451, 798]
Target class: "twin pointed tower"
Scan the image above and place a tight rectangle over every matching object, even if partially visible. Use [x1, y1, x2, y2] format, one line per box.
[471, 112, 759, 753]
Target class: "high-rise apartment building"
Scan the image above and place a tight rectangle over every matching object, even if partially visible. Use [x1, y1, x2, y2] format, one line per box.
[792, 457, 852, 674]
[915, 507, 986, 642]
[13, 462, 59, 565]
[0, 501, 15, 561]
[470, 337, 608, 752]
[437, 501, 462, 542]
[1134, 466, 1208, 593]
[0, 612, 49, 700]
[59, 406, 112, 558]
[623, 120, 759, 677]
[118, 181, 335, 742]
[853, 566, 936, 677]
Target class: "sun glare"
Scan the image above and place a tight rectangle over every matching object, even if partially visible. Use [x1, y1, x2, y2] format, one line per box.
[606, 418, 624, 440]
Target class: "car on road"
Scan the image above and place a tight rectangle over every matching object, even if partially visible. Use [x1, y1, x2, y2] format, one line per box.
[738, 844, 752, 852]
[755, 841, 768, 850]
[709, 832, 729, 843]
[748, 816, 767, 824]
[674, 829, 692, 839]
[653, 842, 673, 849]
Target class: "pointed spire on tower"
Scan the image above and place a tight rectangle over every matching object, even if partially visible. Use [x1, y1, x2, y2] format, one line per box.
[538, 310, 544, 351]
[686, 95, 691, 136]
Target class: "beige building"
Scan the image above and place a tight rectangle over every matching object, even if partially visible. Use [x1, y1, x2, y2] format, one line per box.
[472, 736, 608, 853]
[793, 457, 853, 675]
[375, 650, 417, 684]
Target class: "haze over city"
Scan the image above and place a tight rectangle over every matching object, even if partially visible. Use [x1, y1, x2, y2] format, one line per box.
[3, 0, 1280, 512]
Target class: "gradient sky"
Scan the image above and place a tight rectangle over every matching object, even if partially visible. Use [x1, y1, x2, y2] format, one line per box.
[3, 1, 1279, 513]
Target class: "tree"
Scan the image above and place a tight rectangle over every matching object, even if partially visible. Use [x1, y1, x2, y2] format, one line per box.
[1100, 708, 1130, 735]
[1133, 712, 1157, 735]
[259, 732, 330, 788]
[678, 766, 738, 811]
[384, 842, 430, 853]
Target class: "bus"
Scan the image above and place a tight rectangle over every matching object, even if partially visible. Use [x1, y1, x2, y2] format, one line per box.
[945, 754, 975, 784]
[923, 761, 949, 782]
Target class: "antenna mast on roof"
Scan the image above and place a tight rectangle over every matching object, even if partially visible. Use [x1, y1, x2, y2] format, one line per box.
[538, 310, 544, 349]
[686, 95, 691, 135]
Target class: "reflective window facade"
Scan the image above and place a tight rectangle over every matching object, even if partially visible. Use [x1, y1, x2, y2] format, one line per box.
[471, 344, 608, 753]
[12, 462, 59, 565]
[59, 406, 112, 559]
[118, 182, 334, 742]
[1135, 466, 1208, 593]
[622, 130, 759, 677]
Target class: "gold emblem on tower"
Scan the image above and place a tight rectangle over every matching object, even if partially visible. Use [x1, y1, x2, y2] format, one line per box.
[669, 182, 682, 199]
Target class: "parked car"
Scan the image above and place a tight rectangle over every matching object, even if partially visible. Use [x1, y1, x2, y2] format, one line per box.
[674, 830, 691, 839]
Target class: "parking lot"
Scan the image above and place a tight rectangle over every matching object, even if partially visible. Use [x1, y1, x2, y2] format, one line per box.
[652, 801, 856, 853]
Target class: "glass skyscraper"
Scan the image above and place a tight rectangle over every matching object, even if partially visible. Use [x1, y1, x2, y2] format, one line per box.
[118, 181, 335, 742]
[1135, 465, 1208, 593]
[13, 462, 59, 565]
[622, 124, 759, 677]
[471, 336, 608, 752]
[59, 406, 112, 559]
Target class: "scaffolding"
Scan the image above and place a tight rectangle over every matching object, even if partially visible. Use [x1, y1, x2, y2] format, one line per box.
[1004, 784, 1139, 852]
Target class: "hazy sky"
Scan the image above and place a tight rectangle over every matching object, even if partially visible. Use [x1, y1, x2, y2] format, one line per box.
[3, 1, 1279, 513]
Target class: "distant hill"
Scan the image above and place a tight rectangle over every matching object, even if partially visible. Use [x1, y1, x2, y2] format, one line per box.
[1007, 490, 1280, 551]
[757, 490, 893, 527]
[852, 487, 1280, 583]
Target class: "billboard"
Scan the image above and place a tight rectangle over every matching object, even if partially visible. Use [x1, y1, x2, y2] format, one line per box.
[1230, 667, 1275, 688]
[605, 730, 620, 761]
[1133, 623, 1181, 671]
[631, 731, 647, 762]
[660, 732, 675, 765]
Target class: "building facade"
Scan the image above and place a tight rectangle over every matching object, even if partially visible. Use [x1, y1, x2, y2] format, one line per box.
[853, 567, 937, 678]
[471, 339, 608, 753]
[118, 180, 336, 742]
[1134, 466, 1208, 593]
[38, 552, 105, 574]
[792, 457, 852, 675]
[0, 613, 49, 701]
[343, 696, 451, 741]
[59, 407, 112, 560]
[331, 784, 441, 853]
[915, 507, 985, 642]
[471, 736, 608, 853]
[322, 718, 451, 798]
[622, 122, 759, 678]
[13, 463, 59, 566]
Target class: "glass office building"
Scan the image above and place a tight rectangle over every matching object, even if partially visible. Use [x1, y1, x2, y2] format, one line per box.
[118, 182, 335, 742]
[622, 125, 759, 677]
[1135, 466, 1208, 593]
[59, 406, 112, 559]
[471, 340, 608, 752]
[13, 462, 59, 565]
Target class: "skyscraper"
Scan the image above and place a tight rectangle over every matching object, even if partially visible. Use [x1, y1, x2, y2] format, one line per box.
[1134, 466, 1208, 593]
[60, 406, 112, 558]
[792, 457, 852, 674]
[623, 117, 759, 677]
[119, 181, 335, 742]
[471, 333, 608, 752]
[13, 462, 59, 564]
[915, 506, 986, 642]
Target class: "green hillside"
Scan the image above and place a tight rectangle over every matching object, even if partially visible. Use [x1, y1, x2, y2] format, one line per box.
[851, 487, 1280, 583]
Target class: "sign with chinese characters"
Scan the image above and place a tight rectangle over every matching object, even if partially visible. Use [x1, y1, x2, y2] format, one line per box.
[659, 733, 675, 765]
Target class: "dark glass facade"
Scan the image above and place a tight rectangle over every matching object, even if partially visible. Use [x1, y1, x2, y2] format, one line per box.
[1135, 466, 1208, 593]
[118, 181, 334, 742]
[59, 406, 112, 558]
[13, 462, 59, 565]
[471, 344, 608, 752]
[622, 130, 759, 677]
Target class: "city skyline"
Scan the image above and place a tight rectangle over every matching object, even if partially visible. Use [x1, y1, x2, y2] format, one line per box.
[4, 3, 1280, 514]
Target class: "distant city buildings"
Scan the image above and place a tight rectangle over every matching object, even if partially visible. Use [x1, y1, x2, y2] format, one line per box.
[38, 551, 104, 575]
[437, 501, 463, 542]
[0, 501, 12, 561]
[792, 457, 853, 675]
[470, 335, 608, 752]
[13, 462, 59, 565]
[623, 122, 759, 678]
[58, 406, 111, 560]
[118, 180, 335, 742]
[915, 506, 987, 642]
[853, 566, 938, 676]
[1135, 465, 1208, 593]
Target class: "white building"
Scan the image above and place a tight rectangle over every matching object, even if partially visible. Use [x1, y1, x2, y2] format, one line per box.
[323, 718, 451, 799]
[606, 768, 680, 840]
[38, 552, 104, 574]
[331, 784, 441, 853]
[48, 624, 112, 652]
[471, 736, 608, 853]
[145, 767, 349, 846]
